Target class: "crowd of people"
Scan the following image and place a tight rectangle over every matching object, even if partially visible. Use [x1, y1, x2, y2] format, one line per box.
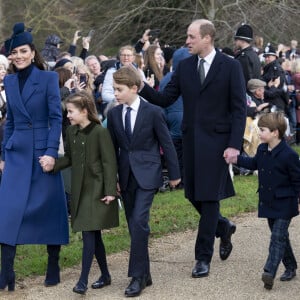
[0, 18, 300, 297]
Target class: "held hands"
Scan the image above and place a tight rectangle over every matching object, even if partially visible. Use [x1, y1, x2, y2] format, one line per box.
[223, 147, 239, 165]
[39, 155, 55, 172]
[101, 195, 115, 205]
[0, 160, 4, 172]
[169, 178, 181, 189]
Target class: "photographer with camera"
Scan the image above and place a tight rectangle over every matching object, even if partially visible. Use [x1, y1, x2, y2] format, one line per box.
[262, 43, 289, 114]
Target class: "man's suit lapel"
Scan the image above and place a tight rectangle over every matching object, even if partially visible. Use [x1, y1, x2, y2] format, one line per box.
[201, 50, 223, 90]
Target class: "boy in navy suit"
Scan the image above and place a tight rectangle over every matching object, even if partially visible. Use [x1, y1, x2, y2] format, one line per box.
[107, 66, 181, 297]
[228, 112, 300, 290]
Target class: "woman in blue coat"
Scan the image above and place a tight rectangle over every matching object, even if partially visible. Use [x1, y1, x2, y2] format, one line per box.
[0, 23, 69, 291]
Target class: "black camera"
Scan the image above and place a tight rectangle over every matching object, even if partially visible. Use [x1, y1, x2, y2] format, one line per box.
[149, 29, 160, 38]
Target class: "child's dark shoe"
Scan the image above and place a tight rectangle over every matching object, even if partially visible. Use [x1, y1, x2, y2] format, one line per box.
[280, 269, 296, 281]
[262, 272, 274, 290]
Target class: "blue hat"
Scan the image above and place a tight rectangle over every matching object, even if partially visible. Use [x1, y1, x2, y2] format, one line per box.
[4, 23, 33, 55]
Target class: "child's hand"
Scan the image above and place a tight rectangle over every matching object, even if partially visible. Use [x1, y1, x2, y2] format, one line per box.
[39, 155, 55, 172]
[101, 195, 115, 205]
[223, 147, 239, 164]
[169, 178, 181, 189]
[0, 160, 4, 172]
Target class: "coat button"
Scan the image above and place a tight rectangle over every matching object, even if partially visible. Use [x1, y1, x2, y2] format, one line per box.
[28, 123, 32, 128]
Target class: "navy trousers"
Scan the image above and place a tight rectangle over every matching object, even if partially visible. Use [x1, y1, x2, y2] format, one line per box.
[264, 218, 297, 277]
[189, 200, 230, 263]
[122, 173, 156, 278]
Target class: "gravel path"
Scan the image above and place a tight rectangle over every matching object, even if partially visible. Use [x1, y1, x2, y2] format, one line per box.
[2, 212, 300, 299]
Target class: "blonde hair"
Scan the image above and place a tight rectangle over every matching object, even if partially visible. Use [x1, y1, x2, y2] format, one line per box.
[135, 53, 144, 70]
[0, 54, 9, 70]
[76, 64, 95, 95]
[119, 45, 136, 57]
[291, 58, 300, 74]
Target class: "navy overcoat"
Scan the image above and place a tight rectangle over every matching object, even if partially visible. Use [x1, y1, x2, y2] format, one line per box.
[140, 50, 246, 201]
[0, 66, 69, 246]
[238, 140, 300, 219]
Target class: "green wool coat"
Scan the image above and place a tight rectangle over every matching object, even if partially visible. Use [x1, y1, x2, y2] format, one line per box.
[54, 122, 119, 232]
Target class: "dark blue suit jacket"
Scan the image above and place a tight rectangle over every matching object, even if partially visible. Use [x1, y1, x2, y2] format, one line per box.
[107, 98, 180, 191]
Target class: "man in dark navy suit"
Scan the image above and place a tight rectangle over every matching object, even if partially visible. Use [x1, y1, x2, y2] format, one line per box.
[139, 19, 246, 278]
[107, 66, 180, 297]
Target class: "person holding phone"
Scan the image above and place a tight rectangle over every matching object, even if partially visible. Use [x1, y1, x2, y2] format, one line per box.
[75, 65, 94, 95]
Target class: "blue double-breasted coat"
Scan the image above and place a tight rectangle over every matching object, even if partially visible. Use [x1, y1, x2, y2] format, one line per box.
[0, 66, 69, 246]
[238, 140, 300, 219]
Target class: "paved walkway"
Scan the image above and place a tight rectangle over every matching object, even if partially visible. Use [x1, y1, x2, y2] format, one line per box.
[2, 212, 300, 299]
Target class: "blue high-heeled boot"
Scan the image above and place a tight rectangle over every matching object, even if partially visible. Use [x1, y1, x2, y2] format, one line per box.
[0, 244, 16, 292]
[44, 245, 61, 287]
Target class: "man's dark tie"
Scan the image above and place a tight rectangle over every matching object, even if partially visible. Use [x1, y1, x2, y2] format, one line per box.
[198, 58, 205, 84]
[125, 107, 132, 141]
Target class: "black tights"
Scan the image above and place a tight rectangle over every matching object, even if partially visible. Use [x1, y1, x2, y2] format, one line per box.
[79, 230, 109, 285]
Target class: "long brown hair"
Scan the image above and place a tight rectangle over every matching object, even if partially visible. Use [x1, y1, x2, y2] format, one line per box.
[64, 90, 100, 124]
[143, 45, 164, 81]
[10, 43, 46, 73]
[54, 67, 72, 88]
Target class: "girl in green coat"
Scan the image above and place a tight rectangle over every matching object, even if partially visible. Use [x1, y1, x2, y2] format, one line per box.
[44, 91, 119, 295]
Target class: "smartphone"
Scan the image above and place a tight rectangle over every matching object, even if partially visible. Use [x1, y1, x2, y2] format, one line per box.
[79, 74, 87, 85]
[149, 29, 160, 37]
[88, 29, 95, 38]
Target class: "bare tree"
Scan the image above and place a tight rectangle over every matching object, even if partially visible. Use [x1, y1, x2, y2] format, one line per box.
[0, 0, 299, 56]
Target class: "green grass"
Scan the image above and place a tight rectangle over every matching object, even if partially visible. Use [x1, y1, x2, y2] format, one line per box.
[12, 143, 300, 279]
[13, 177, 259, 279]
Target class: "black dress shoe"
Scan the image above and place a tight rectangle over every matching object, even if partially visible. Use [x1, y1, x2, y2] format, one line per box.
[220, 221, 236, 260]
[44, 279, 60, 287]
[262, 272, 274, 290]
[192, 261, 210, 278]
[280, 269, 296, 281]
[91, 275, 111, 289]
[125, 277, 146, 297]
[73, 281, 88, 295]
[145, 273, 153, 287]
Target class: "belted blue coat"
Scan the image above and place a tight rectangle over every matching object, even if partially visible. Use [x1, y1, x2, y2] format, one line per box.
[0, 66, 69, 246]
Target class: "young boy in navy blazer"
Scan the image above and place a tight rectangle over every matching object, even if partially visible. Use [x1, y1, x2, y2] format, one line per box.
[228, 112, 300, 290]
[107, 66, 181, 297]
